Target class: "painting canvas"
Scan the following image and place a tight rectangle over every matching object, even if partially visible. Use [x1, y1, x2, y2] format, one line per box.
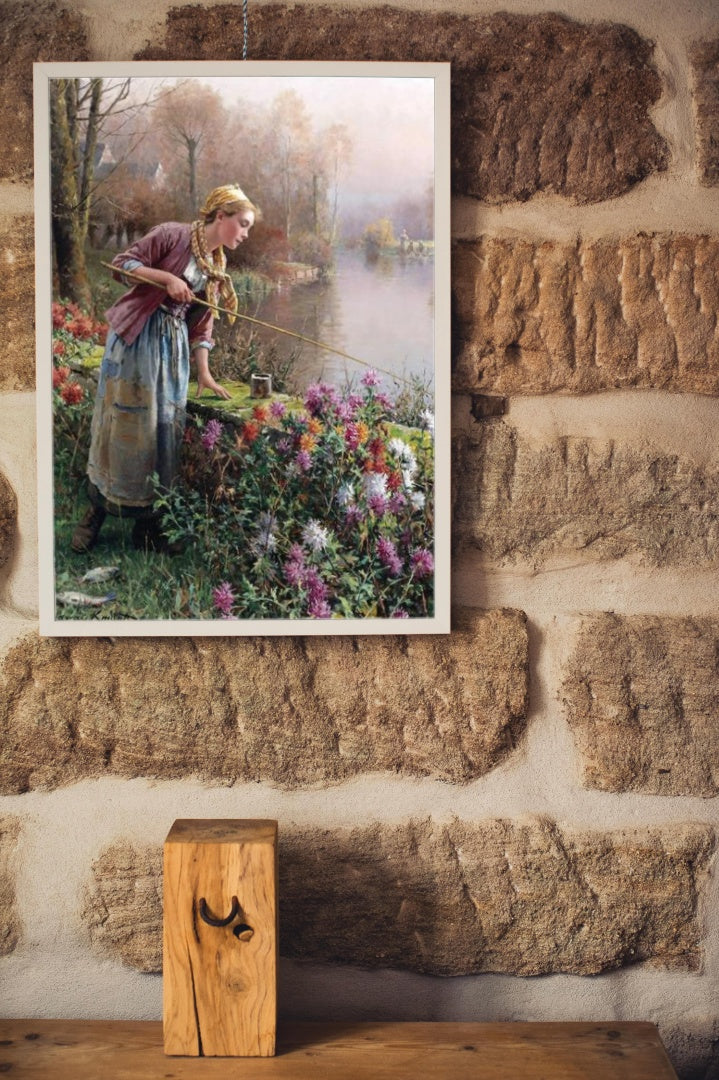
[34, 61, 450, 636]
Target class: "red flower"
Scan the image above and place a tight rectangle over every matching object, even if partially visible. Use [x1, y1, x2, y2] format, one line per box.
[66, 315, 96, 339]
[252, 404, 268, 422]
[52, 366, 70, 389]
[52, 303, 67, 329]
[61, 381, 84, 405]
[242, 420, 260, 443]
[387, 470, 402, 492]
[52, 339, 66, 357]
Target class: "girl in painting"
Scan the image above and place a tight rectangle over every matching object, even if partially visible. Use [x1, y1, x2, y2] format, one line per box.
[71, 184, 258, 553]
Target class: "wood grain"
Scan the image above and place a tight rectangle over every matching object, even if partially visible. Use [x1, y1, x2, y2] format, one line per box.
[0, 1020, 679, 1078]
[163, 818, 277, 1056]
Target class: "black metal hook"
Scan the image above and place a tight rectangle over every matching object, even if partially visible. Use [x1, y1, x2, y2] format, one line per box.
[198, 895, 240, 927]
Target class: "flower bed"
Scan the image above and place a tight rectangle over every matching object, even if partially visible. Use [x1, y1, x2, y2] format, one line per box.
[158, 372, 435, 620]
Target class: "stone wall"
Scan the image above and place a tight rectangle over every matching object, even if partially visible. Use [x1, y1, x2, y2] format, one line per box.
[1, 1, 719, 1077]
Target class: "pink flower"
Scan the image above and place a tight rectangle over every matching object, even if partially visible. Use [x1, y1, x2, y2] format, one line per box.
[201, 419, 223, 451]
[283, 544, 306, 586]
[377, 537, 402, 576]
[391, 609, 410, 619]
[305, 382, 339, 417]
[212, 581, 235, 615]
[270, 400, 287, 419]
[304, 567, 331, 618]
[361, 369, 381, 388]
[308, 597, 332, 618]
[295, 449, 312, 472]
[410, 548, 434, 579]
[344, 422, 361, 451]
[369, 494, 388, 517]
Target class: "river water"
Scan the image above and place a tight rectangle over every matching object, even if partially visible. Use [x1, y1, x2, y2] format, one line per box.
[245, 248, 435, 395]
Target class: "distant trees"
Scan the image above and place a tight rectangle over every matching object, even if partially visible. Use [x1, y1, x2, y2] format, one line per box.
[321, 124, 353, 245]
[363, 217, 396, 255]
[50, 75, 371, 305]
[150, 81, 230, 215]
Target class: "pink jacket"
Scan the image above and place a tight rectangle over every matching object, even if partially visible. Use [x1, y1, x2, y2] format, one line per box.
[105, 222, 214, 347]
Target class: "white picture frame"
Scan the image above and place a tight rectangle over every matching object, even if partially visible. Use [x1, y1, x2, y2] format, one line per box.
[34, 60, 450, 636]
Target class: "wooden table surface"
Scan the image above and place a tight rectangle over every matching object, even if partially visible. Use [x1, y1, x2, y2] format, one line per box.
[0, 1019, 679, 1078]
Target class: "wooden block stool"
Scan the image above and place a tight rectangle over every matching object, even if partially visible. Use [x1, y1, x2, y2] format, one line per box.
[163, 819, 278, 1057]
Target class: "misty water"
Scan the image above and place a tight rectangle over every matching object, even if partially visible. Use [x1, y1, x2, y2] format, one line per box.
[246, 248, 435, 396]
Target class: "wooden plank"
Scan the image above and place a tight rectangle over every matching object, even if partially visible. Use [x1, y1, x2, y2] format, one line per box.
[0, 1020, 679, 1079]
[163, 818, 277, 1056]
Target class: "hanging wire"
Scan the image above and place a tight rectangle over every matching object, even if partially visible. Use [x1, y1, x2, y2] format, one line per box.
[242, 0, 248, 59]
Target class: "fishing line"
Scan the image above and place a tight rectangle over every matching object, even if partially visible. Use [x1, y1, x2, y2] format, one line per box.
[101, 260, 417, 386]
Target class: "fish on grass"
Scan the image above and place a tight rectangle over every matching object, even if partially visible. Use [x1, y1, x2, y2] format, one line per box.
[56, 590, 117, 608]
[79, 565, 120, 584]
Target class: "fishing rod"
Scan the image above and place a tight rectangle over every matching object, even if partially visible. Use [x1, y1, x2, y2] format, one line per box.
[101, 261, 415, 387]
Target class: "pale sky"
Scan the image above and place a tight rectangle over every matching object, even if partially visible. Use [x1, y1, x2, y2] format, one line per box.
[131, 74, 435, 205]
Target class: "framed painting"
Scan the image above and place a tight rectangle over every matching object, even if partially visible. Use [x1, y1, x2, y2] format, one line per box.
[34, 61, 450, 636]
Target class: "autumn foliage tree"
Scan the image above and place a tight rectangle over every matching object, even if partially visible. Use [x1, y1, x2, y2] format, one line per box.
[150, 81, 232, 216]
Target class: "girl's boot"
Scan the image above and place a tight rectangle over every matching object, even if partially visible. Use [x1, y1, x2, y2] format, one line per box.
[71, 505, 106, 553]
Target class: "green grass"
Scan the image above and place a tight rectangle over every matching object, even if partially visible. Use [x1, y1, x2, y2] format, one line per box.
[188, 381, 303, 418]
[55, 487, 219, 621]
[54, 428, 221, 622]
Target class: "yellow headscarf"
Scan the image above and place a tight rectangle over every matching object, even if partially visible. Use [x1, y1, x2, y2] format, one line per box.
[199, 184, 250, 218]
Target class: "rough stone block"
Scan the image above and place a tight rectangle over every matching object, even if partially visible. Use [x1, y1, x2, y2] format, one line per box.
[691, 39, 719, 187]
[82, 841, 160, 973]
[453, 422, 719, 568]
[84, 818, 714, 976]
[453, 236, 719, 395]
[564, 614, 719, 796]
[139, 7, 668, 204]
[0, 468, 17, 572]
[1, 216, 36, 391]
[0, 817, 20, 956]
[0, 609, 528, 794]
[0, 1, 89, 181]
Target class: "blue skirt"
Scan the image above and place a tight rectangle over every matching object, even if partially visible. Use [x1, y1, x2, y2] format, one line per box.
[87, 309, 190, 511]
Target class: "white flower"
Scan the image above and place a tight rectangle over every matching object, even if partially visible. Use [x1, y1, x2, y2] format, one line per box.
[410, 491, 425, 510]
[363, 473, 388, 500]
[389, 437, 412, 462]
[420, 409, 435, 437]
[390, 437, 417, 483]
[302, 519, 330, 552]
[336, 482, 355, 507]
[402, 467, 416, 491]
